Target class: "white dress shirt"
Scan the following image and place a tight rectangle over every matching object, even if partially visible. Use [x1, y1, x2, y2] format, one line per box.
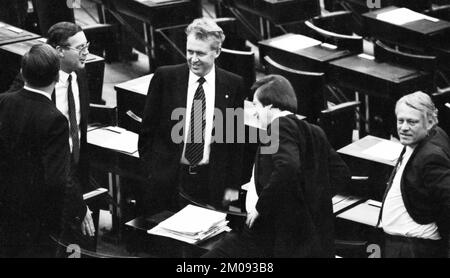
[181, 68, 216, 165]
[55, 70, 81, 153]
[382, 146, 441, 240]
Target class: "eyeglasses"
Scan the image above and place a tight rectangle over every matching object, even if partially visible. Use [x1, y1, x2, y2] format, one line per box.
[64, 42, 90, 55]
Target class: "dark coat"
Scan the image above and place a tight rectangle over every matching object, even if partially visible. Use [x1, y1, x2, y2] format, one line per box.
[254, 114, 351, 257]
[138, 63, 245, 207]
[0, 89, 85, 256]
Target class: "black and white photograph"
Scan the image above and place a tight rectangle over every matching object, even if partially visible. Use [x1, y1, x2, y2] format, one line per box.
[0, 0, 449, 262]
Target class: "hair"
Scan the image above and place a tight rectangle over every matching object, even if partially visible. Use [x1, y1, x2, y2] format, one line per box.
[251, 75, 298, 113]
[395, 91, 439, 127]
[46, 21, 83, 48]
[21, 44, 60, 87]
[185, 18, 225, 51]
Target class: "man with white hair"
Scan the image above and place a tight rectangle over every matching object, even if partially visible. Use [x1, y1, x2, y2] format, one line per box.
[379, 91, 450, 257]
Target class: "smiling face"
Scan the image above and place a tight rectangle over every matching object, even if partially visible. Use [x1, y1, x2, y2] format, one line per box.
[396, 102, 432, 147]
[59, 31, 89, 73]
[186, 34, 220, 77]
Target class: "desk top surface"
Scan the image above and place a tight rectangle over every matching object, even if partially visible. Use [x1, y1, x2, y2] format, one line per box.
[114, 74, 153, 96]
[259, 33, 353, 62]
[363, 6, 450, 35]
[0, 22, 40, 46]
[337, 135, 403, 166]
[329, 54, 424, 83]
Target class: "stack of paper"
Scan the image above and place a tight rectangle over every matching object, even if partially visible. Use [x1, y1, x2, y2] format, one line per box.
[148, 205, 231, 244]
[87, 126, 138, 156]
[332, 194, 364, 214]
[337, 199, 382, 227]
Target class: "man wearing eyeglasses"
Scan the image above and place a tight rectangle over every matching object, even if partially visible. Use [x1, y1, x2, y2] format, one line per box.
[8, 22, 95, 252]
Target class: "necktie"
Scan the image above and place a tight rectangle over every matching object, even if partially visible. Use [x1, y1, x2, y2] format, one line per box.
[67, 74, 80, 164]
[376, 146, 406, 227]
[185, 77, 206, 165]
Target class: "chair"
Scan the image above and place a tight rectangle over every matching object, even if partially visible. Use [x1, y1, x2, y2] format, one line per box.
[424, 4, 450, 21]
[319, 101, 361, 150]
[304, 18, 363, 54]
[263, 55, 326, 124]
[216, 47, 255, 99]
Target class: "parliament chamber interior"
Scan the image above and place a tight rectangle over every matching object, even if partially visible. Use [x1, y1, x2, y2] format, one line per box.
[0, 0, 449, 258]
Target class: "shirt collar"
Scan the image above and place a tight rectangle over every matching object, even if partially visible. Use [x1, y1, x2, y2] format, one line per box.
[58, 70, 77, 83]
[188, 66, 215, 87]
[23, 86, 52, 100]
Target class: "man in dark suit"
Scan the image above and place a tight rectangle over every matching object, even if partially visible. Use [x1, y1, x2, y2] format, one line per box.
[203, 75, 351, 258]
[0, 44, 86, 257]
[380, 91, 450, 258]
[138, 18, 245, 214]
[8, 22, 95, 243]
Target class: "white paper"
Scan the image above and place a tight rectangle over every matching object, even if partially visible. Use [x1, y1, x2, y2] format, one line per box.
[156, 205, 227, 235]
[337, 200, 381, 227]
[87, 126, 138, 155]
[7, 26, 23, 34]
[244, 100, 265, 130]
[358, 53, 375, 60]
[362, 140, 403, 162]
[269, 34, 321, 52]
[148, 223, 230, 244]
[83, 188, 108, 200]
[377, 8, 439, 26]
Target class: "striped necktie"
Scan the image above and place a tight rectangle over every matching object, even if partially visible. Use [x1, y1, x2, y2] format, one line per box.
[185, 77, 206, 165]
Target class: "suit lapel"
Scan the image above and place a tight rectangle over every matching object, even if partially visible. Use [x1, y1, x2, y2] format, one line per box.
[175, 65, 190, 154]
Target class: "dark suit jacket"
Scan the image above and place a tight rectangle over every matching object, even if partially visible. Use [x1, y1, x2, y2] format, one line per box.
[400, 126, 450, 256]
[0, 89, 86, 256]
[254, 114, 351, 257]
[138, 63, 245, 207]
[8, 70, 91, 192]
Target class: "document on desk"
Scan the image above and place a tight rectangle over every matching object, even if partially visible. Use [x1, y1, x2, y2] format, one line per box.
[362, 139, 403, 163]
[377, 8, 439, 26]
[148, 205, 231, 244]
[269, 34, 321, 52]
[337, 199, 382, 227]
[87, 126, 138, 155]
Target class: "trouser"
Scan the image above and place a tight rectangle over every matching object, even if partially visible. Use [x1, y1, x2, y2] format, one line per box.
[383, 233, 446, 258]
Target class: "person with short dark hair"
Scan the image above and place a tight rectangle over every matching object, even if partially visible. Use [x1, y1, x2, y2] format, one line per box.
[203, 75, 351, 258]
[0, 44, 84, 257]
[380, 91, 450, 258]
[8, 21, 95, 250]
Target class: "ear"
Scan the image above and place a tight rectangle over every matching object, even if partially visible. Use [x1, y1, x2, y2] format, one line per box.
[55, 46, 65, 58]
[214, 47, 221, 59]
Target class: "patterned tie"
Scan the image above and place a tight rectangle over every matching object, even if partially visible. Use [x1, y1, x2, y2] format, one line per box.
[67, 74, 80, 164]
[185, 77, 206, 165]
[376, 146, 406, 227]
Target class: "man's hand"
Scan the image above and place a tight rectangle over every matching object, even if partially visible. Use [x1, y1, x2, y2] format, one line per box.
[222, 188, 240, 205]
[81, 207, 95, 237]
[246, 209, 259, 229]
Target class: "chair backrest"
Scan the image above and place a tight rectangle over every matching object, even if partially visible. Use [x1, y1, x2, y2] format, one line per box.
[311, 10, 355, 36]
[319, 101, 360, 150]
[263, 55, 326, 124]
[304, 19, 363, 53]
[216, 48, 255, 100]
[374, 40, 438, 73]
[424, 4, 450, 21]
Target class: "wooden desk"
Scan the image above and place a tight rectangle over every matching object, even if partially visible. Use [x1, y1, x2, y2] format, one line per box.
[337, 135, 403, 166]
[87, 126, 144, 240]
[223, 0, 320, 39]
[0, 38, 105, 103]
[115, 74, 153, 134]
[362, 6, 450, 51]
[258, 33, 354, 71]
[0, 21, 40, 46]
